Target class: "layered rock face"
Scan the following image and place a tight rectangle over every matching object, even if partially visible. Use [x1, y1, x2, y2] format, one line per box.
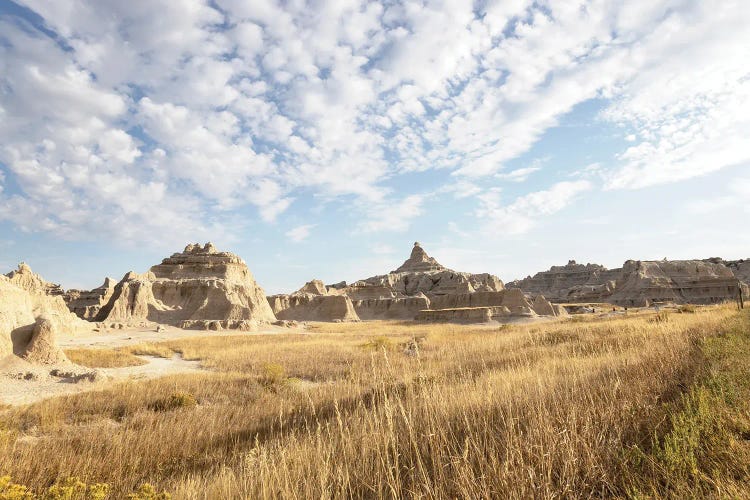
[268, 280, 360, 322]
[512, 258, 747, 306]
[705, 258, 750, 288]
[428, 289, 560, 317]
[609, 259, 744, 306]
[269, 294, 359, 322]
[507, 260, 619, 302]
[416, 307, 503, 323]
[92, 243, 276, 328]
[353, 296, 430, 320]
[303, 242, 561, 323]
[64, 278, 116, 320]
[353, 242, 504, 297]
[1, 264, 88, 363]
[393, 242, 445, 273]
[6, 263, 66, 297]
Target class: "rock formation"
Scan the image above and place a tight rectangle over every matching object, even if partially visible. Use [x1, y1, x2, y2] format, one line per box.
[415, 292, 565, 324]
[268, 279, 360, 322]
[351, 242, 504, 298]
[269, 294, 359, 322]
[297, 279, 328, 295]
[393, 242, 445, 273]
[512, 258, 748, 306]
[353, 295, 430, 320]
[318, 244, 560, 323]
[507, 260, 620, 303]
[704, 258, 750, 288]
[1, 265, 88, 365]
[23, 316, 69, 365]
[64, 277, 116, 320]
[90, 243, 276, 328]
[416, 307, 503, 323]
[608, 259, 744, 306]
[5, 262, 66, 297]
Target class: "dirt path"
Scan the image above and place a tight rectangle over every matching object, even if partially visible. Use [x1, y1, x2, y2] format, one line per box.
[58, 324, 292, 349]
[1, 324, 303, 407]
[0, 354, 206, 407]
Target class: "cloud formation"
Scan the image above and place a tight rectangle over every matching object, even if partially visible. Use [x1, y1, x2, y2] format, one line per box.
[477, 180, 593, 234]
[0, 0, 747, 244]
[286, 224, 316, 243]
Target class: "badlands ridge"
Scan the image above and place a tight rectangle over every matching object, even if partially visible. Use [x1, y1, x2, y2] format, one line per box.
[1, 241, 747, 373]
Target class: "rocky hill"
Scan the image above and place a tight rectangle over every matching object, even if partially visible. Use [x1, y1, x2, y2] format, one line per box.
[272, 243, 560, 323]
[83, 243, 276, 329]
[267, 280, 359, 322]
[510, 258, 748, 306]
[350, 242, 504, 297]
[2, 264, 91, 365]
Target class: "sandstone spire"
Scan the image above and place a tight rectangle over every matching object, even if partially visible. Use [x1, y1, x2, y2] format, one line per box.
[393, 242, 446, 273]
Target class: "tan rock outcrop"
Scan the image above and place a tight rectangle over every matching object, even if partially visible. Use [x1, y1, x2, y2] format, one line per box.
[609, 259, 743, 306]
[353, 295, 430, 320]
[415, 306, 512, 323]
[268, 294, 359, 322]
[320, 243, 560, 323]
[507, 260, 619, 303]
[352, 243, 504, 297]
[5, 262, 65, 297]
[394, 242, 445, 273]
[512, 258, 747, 306]
[297, 279, 328, 295]
[0, 276, 34, 357]
[93, 243, 276, 327]
[1, 266, 89, 365]
[429, 291, 505, 309]
[23, 316, 69, 365]
[339, 285, 395, 300]
[64, 278, 116, 320]
[532, 295, 556, 316]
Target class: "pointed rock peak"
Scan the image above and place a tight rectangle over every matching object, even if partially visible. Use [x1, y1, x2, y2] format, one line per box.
[295, 279, 328, 296]
[5, 262, 33, 278]
[393, 242, 446, 273]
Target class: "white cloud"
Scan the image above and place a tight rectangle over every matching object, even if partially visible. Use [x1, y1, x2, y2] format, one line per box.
[495, 166, 541, 182]
[477, 180, 592, 234]
[686, 177, 750, 215]
[0, 0, 747, 246]
[358, 195, 425, 233]
[285, 224, 316, 243]
[602, 1, 750, 189]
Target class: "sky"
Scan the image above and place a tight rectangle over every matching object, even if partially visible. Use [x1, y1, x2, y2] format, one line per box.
[0, 0, 748, 294]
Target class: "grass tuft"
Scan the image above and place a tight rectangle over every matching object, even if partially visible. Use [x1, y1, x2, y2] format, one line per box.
[64, 348, 147, 368]
[149, 392, 197, 412]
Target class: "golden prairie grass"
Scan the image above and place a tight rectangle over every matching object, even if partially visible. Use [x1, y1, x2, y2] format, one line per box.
[64, 348, 147, 368]
[1, 305, 748, 498]
[124, 343, 176, 359]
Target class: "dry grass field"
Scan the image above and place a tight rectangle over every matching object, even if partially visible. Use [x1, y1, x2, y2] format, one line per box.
[1, 305, 749, 499]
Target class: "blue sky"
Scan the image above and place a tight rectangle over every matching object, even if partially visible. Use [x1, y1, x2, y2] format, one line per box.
[0, 0, 748, 294]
